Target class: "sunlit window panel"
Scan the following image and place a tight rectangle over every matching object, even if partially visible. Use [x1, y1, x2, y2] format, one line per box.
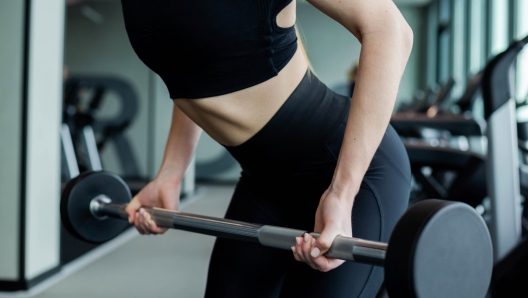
[516, 0, 528, 101]
[438, 0, 451, 83]
[468, 0, 486, 75]
[427, 2, 439, 86]
[489, 0, 509, 56]
[451, 0, 467, 99]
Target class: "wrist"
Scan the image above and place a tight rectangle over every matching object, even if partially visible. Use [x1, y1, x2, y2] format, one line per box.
[329, 178, 360, 204]
[155, 167, 183, 186]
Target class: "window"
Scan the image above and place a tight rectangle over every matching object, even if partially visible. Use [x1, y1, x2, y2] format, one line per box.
[438, 0, 452, 83]
[515, 0, 528, 101]
[451, 0, 467, 98]
[488, 0, 509, 57]
[467, 0, 486, 75]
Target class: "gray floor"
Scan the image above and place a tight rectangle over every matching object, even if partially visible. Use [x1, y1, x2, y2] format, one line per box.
[35, 184, 234, 298]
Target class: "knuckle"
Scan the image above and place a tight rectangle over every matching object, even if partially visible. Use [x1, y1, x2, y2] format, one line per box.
[318, 241, 331, 250]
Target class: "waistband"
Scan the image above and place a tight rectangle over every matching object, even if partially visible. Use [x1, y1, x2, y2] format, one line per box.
[224, 71, 351, 180]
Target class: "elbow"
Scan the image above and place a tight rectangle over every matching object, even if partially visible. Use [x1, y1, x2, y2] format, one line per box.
[400, 21, 414, 57]
[385, 17, 414, 67]
[357, 12, 414, 56]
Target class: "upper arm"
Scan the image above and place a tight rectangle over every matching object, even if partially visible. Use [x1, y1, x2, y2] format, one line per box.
[305, 0, 411, 41]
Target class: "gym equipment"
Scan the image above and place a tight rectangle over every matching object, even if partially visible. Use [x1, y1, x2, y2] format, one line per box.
[485, 35, 528, 296]
[453, 70, 483, 115]
[422, 77, 456, 117]
[398, 78, 454, 114]
[393, 35, 528, 216]
[61, 170, 493, 298]
[60, 123, 81, 182]
[62, 76, 153, 197]
[63, 76, 142, 180]
[397, 86, 436, 113]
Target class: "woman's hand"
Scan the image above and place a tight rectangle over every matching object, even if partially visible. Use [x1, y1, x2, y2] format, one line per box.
[291, 188, 354, 272]
[125, 175, 181, 235]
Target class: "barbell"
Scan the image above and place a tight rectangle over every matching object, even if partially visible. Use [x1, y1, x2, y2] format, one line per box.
[61, 171, 493, 298]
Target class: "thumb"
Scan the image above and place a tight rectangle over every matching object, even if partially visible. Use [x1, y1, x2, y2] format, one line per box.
[312, 227, 338, 258]
[125, 196, 141, 224]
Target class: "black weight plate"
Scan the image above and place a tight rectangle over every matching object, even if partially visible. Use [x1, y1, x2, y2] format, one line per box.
[61, 171, 132, 244]
[385, 199, 493, 298]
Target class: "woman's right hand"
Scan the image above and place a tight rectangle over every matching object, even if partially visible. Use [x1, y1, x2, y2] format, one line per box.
[125, 175, 181, 235]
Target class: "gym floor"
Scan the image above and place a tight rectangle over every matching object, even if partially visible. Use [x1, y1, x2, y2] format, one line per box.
[35, 183, 235, 298]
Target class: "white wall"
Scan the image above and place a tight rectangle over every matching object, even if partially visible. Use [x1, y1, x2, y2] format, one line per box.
[0, 0, 25, 281]
[0, 0, 65, 282]
[25, 0, 65, 279]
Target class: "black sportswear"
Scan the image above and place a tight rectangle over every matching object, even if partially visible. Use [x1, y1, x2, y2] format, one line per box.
[205, 72, 412, 298]
[121, 0, 298, 99]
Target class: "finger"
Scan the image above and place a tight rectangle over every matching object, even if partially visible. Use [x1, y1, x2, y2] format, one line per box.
[134, 212, 147, 235]
[142, 209, 168, 235]
[125, 196, 142, 224]
[146, 215, 168, 234]
[302, 233, 318, 270]
[312, 255, 330, 272]
[311, 254, 345, 272]
[291, 246, 302, 262]
[295, 237, 306, 263]
[312, 227, 338, 258]
[137, 209, 151, 235]
[139, 209, 153, 235]
[136, 214, 148, 235]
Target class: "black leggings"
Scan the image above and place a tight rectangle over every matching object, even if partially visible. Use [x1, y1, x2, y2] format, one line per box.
[204, 72, 411, 298]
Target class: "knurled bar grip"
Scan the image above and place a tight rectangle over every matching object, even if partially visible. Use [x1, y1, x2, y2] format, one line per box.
[92, 200, 387, 265]
[258, 226, 387, 266]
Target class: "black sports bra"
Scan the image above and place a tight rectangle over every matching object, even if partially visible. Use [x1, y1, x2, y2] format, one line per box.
[121, 0, 298, 99]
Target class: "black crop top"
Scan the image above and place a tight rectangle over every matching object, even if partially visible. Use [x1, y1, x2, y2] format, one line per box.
[121, 0, 298, 99]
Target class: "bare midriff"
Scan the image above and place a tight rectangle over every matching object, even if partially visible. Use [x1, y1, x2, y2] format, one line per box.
[173, 47, 308, 147]
[173, 1, 306, 147]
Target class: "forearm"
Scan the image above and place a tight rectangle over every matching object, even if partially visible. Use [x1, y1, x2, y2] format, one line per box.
[156, 103, 202, 183]
[331, 18, 413, 205]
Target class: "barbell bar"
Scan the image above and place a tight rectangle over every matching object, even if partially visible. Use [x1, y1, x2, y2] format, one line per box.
[61, 171, 493, 298]
[89, 194, 387, 266]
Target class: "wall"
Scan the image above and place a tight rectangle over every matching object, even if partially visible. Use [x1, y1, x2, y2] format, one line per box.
[64, 1, 150, 177]
[0, 0, 25, 281]
[0, 0, 65, 285]
[25, 0, 65, 279]
[65, 1, 195, 194]
[296, 1, 428, 105]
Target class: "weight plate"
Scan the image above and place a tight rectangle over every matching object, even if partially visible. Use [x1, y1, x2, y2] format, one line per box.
[385, 199, 493, 298]
[61, 171, 132, 243]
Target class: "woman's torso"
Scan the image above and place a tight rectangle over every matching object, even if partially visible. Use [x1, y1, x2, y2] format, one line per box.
[173, 0, 306, 146]
[175, 46, 307, 146]
[122, 0, 307, 146]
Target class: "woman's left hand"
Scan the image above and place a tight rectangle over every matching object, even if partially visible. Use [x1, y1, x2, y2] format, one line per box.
[291, 187, 354, 272]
